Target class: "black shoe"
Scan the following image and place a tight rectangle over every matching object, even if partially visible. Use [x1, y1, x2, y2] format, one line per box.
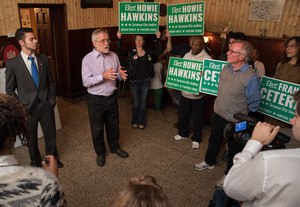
[30, 161, 43, 168]
[110, 148, 128, 158]
[173, 121, 178, 128]
[57, 159, 64, 168]
[96, 155, 106, 167]
[222, 150, 228, 161]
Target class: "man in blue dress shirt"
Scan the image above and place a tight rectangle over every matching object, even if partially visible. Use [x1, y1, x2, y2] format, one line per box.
[194, 40, 261, 181]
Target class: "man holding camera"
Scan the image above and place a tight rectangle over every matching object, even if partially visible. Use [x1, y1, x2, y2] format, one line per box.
[224, 91, 300, 206]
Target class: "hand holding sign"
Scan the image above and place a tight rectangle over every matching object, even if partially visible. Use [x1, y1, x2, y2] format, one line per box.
[156, 30, 161, 39]
[117, 31, 122, 39]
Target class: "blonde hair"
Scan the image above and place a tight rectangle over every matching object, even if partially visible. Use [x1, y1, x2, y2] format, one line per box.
[108, 176, 171, 207]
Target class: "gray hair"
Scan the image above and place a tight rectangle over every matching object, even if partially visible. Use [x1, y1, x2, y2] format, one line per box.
[235, 40, 253, 63]
[91, 28, 108, 42]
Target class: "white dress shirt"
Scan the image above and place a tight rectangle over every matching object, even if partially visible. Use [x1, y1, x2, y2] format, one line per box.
[253, 60, 265, 79]
[20, 51, 38, 75]
[150, 62, 163, 89]
[224, 140, 300, 207]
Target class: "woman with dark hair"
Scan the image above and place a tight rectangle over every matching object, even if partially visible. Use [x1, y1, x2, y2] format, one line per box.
[265, 36, 300, 127]
[117, 31, 161, 129]
[275, 36, 300, 77]
[0, 93, 66, 206]
[282, 37, 300, 64]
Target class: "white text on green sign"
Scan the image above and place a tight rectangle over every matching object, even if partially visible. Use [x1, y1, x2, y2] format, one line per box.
[119, 2, 159, 34]
[200, 59, 229, 96]
[258, 76, 299, 123]
[165, 57, 203, 94]
[167, 2, 204, 36]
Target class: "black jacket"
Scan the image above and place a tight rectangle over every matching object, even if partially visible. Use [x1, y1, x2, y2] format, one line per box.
[5, 53, 56, 113]
[117, 38, 162, 80]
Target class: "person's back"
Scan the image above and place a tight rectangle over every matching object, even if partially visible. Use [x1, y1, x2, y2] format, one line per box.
[0, 164, 66, 207]
[0, 93, 66, 207]
[224, 90, 300, 207]
[224, 147, 300, 207]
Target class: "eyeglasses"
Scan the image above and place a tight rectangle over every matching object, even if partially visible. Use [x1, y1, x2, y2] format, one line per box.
[228, 49, 243, 55]
[284, 44, 299, 49]
[96, 39, 111, 44]
[136, 38, 144, 41]
[229, 41, 235, 45]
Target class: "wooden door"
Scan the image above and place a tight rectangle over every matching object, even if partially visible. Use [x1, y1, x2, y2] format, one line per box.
[35, 8, 57, 94]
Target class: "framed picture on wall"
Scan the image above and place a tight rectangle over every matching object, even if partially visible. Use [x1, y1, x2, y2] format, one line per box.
[81, 0, 113, 8]
[0, 41, 20, 67]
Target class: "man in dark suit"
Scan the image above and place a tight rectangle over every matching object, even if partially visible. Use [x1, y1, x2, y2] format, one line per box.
[5, 27, 63, 168]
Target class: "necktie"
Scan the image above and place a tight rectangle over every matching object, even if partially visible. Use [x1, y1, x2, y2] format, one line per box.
[28, 57, 38, 87]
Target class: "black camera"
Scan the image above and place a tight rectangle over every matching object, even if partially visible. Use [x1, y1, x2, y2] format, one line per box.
[224, 113, 291, 150]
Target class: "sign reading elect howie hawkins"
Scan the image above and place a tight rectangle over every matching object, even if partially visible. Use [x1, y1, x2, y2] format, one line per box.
[165, 57, 203, 95]
[167, 2, 204, 36]
[119, 2, 159, 34]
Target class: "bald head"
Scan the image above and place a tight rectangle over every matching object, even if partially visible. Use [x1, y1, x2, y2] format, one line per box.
[190, 36, 204, 55]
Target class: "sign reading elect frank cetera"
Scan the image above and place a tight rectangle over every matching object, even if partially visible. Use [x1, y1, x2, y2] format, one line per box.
[258, 76, 299, 123]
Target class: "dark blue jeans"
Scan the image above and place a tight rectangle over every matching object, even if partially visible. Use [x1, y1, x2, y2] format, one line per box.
[129, 78, 151, 126]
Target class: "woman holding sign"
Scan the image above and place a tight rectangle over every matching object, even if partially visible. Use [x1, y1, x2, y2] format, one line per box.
[265, 36, 300, 128]
[117, 31, 161, 129]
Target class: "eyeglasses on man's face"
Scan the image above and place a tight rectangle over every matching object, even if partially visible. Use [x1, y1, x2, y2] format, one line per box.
[229, 41, 235, 45]
[228, 49, 243, 55]
[96, 39, 111, 44]
[136, 38, 144, 41]
[284, 44, 299, 49]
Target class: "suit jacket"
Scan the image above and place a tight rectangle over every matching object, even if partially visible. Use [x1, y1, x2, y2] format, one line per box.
[5, 53, 56, 113]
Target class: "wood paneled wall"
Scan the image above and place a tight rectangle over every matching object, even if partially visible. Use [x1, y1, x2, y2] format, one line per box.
[162, 0, 300, 38]
[0, 0, 299, 38]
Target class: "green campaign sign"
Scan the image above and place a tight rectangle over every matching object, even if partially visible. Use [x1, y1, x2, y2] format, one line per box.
[165, 57, 203, 94]
[258, 76, 300, 123]
[167, 2, 204, 36]
[200, 59, 229, 96]
[119, 2, 159, 34]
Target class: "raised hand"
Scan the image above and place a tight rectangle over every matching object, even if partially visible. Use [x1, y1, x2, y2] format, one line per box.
[119, 66, 128, 81]
[156, 30, 161, 39]
[117, 31, 122, 39]
[103, 67, 118, 81]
